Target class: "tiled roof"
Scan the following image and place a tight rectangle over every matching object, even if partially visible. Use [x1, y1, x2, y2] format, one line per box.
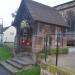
[13, 0, 68, 27]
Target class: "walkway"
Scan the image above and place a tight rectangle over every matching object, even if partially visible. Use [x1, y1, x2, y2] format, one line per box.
[51, 52, 75, 72]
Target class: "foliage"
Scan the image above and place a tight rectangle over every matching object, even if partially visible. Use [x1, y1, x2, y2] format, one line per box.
[37, 53, 45, 59]
[0, 47, 13, 60]
[40, 63, 75, 75]
[16, 66, 40, 75]
[48, 65, 74, 75]
[41, 48, 68, 55]
[36, 53, 46, 64]
[40, 63, 48, 70]
[4, 42, 14, 48]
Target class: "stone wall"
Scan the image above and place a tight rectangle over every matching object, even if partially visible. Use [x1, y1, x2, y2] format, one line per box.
[55, 1, 75, 46]
[32, 23, 67, 53]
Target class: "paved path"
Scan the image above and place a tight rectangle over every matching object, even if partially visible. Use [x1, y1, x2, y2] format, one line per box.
[51, 52, 75, 72]
[0, 65, 11, 75]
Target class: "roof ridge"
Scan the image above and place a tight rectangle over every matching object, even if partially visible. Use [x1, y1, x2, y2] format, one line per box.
[54, 0, 75, 8]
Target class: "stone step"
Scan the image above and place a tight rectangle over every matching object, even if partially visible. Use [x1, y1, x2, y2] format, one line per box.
[6, 60, 23, 69]
[0, 61, 19, 73]
[12, 58, 31, 65]
[19, 57, 34, 64]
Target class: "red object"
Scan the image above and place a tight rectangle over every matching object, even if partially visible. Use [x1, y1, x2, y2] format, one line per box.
[20, 39, 32, 47]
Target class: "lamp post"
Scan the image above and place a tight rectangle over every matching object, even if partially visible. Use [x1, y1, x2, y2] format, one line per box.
[0, 18, 3, 46]
[56, 32, 61, 66]
[44, 35, 48, 62]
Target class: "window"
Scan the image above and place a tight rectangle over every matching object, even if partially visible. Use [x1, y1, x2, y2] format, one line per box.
[37, 23, 43, 32]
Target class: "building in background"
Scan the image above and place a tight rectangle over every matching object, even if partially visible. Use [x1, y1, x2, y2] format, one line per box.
[54, 1, 75, 46]
[13, 0, 68, 54]
[3, 26, 16, 43]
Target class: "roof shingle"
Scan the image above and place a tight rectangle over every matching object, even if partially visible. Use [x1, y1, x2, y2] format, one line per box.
[13, 0, 68, 27]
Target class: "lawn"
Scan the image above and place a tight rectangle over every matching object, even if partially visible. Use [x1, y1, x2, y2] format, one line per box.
[16, 66, 40, 75]
[0, 47, 13, 60]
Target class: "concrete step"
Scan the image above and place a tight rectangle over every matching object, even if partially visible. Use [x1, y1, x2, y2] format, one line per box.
[19, 57, 34, 64]
[6, 60, 23, 69]
[0, 61, 19, 73]
[12, 58, 31, 65]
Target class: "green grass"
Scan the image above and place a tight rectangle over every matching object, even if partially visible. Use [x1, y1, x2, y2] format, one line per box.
[0, 47, 13, 60]
[16, 66, 40, 75]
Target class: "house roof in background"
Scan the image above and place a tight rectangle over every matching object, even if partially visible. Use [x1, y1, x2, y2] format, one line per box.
[13, 0, 68, 27]
[54, 0, 75, 10]
[3, 26, 10, 32]
[54, 0, 74, 8]
[26, 0, 68, 27]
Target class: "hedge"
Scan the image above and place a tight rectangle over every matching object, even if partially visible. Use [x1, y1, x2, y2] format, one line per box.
[41, 48, 68, 55]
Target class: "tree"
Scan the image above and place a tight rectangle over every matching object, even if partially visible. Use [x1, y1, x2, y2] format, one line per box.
[11, 10, 18, 18]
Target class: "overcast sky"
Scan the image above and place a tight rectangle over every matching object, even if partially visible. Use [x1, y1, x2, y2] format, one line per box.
[0, 0, 73, 27]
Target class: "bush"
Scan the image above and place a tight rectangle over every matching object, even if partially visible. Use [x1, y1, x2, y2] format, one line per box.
[36, 53, 45, 64]
[40, 63, 48, 70]
[37, 53, 45, 59]
[16, 66, 40, 75]
[4, 42, 14, 48]
[41, 48, 68, 55]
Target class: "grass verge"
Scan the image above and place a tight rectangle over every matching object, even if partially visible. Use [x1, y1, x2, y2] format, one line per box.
[0, 47, 13, 60]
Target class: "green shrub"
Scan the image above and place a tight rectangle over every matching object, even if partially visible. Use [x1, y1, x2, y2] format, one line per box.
[41, 48, 68, 55]
[37, 53, 45, 59]
[16, 66, 40, 75]
[36, 53, 45, 64]
[40, 63, 48, 69]
[4, 42, 14, 48]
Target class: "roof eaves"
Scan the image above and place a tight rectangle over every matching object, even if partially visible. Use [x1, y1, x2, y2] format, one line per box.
[54, 0, 75, 8]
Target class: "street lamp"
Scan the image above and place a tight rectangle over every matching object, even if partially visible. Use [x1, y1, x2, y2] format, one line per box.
[44, 35, 47, 62]
[0, 18, 3, 46]
[56, 32, 61, 66]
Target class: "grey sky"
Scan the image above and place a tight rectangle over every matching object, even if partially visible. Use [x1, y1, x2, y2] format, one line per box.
[0, 0, 73, 27]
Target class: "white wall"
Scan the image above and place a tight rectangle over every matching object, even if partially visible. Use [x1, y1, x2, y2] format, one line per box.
[3, 26, 16, 42]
